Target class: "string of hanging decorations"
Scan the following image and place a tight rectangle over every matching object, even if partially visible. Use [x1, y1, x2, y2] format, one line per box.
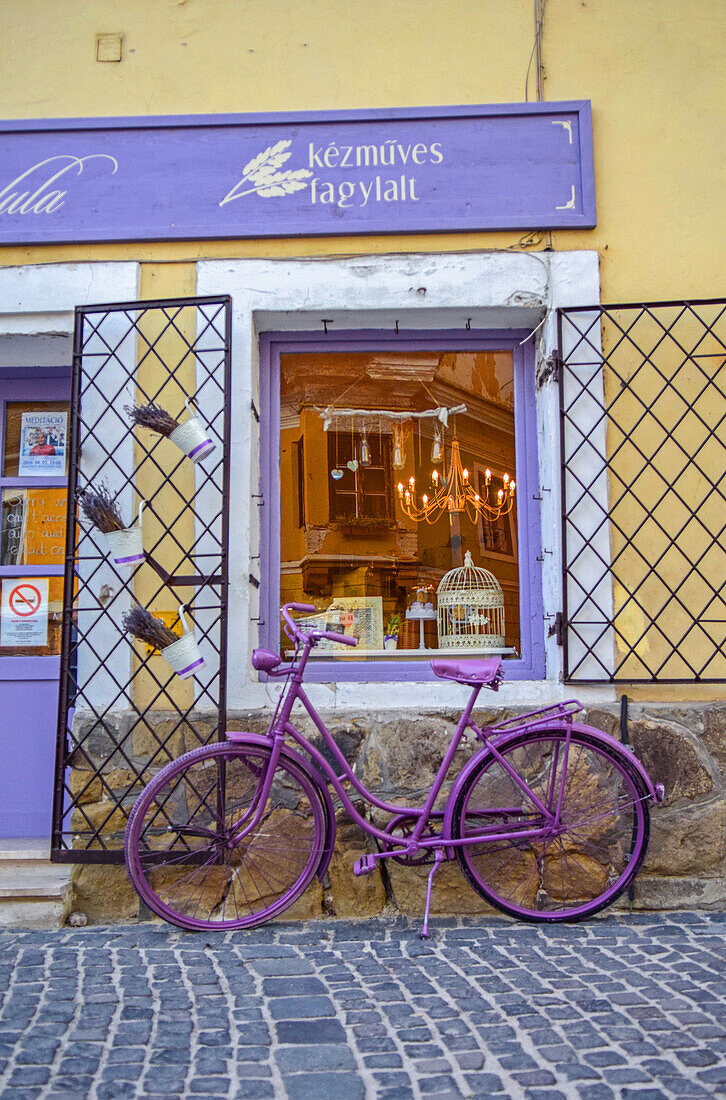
[316, 403, 516, 524]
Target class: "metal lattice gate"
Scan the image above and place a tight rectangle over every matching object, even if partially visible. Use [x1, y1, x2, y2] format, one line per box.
[558, 298, 726, 682]
[52, 296, 232, 861]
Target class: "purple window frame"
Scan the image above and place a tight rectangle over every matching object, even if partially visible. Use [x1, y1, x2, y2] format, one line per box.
[259, 330, 545, 682]
[0, 368, 71, 678]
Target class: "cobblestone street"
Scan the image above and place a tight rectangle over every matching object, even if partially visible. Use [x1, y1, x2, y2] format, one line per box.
[0, 913, 723, 1099]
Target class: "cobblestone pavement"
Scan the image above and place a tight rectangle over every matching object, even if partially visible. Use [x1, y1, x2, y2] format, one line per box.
[0, 913, 724, 1099]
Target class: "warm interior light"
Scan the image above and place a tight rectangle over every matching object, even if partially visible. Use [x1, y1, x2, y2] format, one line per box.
[395, 439, 516, 526]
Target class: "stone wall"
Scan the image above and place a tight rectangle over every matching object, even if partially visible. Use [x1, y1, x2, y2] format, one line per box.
[66, 701, 726, 923]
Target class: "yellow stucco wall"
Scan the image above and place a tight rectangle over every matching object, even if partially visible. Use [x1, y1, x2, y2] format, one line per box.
[1, 1, 723, 703]
[1, 0, 723, 302]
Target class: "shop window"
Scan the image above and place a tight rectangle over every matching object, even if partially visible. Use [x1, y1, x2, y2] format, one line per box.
[0, 392, 70, 657]
[268, 336, 543, 679]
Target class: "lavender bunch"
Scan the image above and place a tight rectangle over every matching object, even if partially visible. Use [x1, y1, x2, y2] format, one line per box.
[80, 482, 125, 534]
[125, 402, 180, 438]
[122, 606, 178, 650]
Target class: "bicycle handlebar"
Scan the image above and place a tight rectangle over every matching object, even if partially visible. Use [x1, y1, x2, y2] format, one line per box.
[281, 603, 359, 648]
[317, 630, 358, 647]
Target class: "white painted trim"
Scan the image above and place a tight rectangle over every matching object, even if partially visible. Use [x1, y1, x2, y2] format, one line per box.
[197, 251, 611, 713]
[0, 263, 140, 335]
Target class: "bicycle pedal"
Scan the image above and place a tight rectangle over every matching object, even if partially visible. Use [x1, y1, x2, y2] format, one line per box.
[353, 854, 377, 877]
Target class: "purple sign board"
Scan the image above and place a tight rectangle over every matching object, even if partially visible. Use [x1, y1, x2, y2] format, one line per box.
[0, 102, 595, 244]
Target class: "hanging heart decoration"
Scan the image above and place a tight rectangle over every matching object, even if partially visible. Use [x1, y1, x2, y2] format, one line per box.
[330, 468, 344, 480]
[347, 460, 359, 472]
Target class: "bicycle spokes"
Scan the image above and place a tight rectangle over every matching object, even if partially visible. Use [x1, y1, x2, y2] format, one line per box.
[454, 730, 649, 920]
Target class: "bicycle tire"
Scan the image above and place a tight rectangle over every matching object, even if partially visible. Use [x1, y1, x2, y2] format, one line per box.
[451, 728, 650, 922]
[125, 740, 328, 931]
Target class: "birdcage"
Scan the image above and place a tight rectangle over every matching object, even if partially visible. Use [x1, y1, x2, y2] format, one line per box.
[436, 550, 505, 649]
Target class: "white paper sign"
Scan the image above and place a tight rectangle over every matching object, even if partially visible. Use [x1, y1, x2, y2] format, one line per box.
[1, 577, 49, 647]
[17, 412, 68, 477]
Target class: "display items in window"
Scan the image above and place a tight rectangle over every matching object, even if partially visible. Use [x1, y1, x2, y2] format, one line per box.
[280, 350, 520, 659]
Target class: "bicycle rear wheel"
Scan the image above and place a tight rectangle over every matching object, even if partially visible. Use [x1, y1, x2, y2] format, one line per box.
[125, 741, 327, 931]
[452, 728, 650, 922]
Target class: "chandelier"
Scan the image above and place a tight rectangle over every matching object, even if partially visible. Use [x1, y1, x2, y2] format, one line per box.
[397, 438, 516, 525]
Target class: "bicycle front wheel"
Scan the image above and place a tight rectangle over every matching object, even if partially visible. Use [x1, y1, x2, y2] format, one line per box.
[452, 728, 650, 922]
[125, 741, 327, 931]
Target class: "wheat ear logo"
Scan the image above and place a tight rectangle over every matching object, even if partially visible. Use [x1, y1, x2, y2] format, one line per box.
[219, 140, 313, 206]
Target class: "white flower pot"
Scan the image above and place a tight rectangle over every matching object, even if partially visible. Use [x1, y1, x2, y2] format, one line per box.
[383, 636, 398, 651]
[169, 416, 215, 464]
[161, 631, 205, 679]
[104, 526, 144, 566]
[103, 502, 146, 566]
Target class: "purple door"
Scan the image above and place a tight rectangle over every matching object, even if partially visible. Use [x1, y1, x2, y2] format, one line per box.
[0, 372, 70, 837]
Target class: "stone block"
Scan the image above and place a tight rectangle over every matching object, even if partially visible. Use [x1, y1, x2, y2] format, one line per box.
[634, 874, 726, 910]
[70, 865, 139, 923]
[132, 715, 185, 760]
[356, 715, 475, 798]
[701, 707, 726, 773]
[327, 848, 386, 918]
[69, 771, 103, 806]
[274, 880, 323, 922]
[643, 799, 726, 875]
[182, 714, 220, 752]
[629, 719, 713, 806]
[71, 800, 128, 849]
[70, 711, 135, 770]
[101, 769, 145, 794]
[386, 857, 494, 917]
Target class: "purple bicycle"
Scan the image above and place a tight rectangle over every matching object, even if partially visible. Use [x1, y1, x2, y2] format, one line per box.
[125, 602, 663, 935]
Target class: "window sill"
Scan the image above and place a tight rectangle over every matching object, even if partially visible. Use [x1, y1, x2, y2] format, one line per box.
[285, 645, 518, 660]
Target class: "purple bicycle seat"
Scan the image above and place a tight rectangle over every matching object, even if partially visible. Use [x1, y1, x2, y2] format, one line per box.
[430, 657, 503, 687]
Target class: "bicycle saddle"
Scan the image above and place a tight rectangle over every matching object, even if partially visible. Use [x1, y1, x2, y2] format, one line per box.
[430, 657, 503, 688]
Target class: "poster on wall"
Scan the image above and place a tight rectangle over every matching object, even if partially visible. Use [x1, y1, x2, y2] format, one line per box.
[1, 577, 49, 647]
[17, 412, 68, 477]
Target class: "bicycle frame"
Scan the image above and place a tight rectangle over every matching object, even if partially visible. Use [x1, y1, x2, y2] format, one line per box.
[233, 632, 577, 857]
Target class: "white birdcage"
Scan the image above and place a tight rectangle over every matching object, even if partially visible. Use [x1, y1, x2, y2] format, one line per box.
[436, 551, 505, 649]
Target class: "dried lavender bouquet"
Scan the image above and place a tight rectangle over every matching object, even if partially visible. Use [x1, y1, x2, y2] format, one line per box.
[122, 606, 178, 650]
[125, 402, 180, 437]
[80, 483, 125, 533]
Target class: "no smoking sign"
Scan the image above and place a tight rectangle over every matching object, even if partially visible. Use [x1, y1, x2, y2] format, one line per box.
[9, 583, 42, 617]
[1, 577, 49, 646]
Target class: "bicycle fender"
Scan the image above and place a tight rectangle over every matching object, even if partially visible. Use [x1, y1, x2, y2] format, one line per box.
[442, 721, 660, 857]
[225, 731, 336, 880]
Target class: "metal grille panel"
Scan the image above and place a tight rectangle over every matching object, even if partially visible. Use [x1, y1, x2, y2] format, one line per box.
[559, 298, 726, 682]
[52, 296, 231, 861]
